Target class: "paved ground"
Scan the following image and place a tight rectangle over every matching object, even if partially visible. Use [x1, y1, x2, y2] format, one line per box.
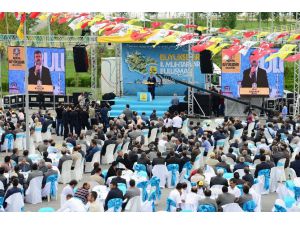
[0, 108, 277, 212]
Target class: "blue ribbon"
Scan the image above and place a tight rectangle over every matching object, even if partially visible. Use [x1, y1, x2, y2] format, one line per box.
[167, 164, 179, 186]
[107, 198, 123, 212]
[294, 187, 300, 201]
[35, 127, 42, 132]
[134, 164, 147, 173]
[237, 184, 243, 195]
[16, 133, 25, 138]
[166, 198, 177, 212]
[0, 197, 4, 206]
[284, 196, 296, 208]
[66, 143, 74, 150]
[137, 181, 149, 202]
[38, 207, 55, 212]
[5, 133, 14, 150]
[258, 169, 270, 190]
[150, 176, 161, 200]
[183, 162, 192, 179]
[243, 200, 257, 212]
[274, 204, 287, 212]
[216, 166, 228, 173]
[102, 169, 108, 179]
[148, 191, 157, 212]
[197, 204, 216, 212]
[46, 174, 58, 197]
[117, 183, 127, 196]
[277, 162, 284, 167]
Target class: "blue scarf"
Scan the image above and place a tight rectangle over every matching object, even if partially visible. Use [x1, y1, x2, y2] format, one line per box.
[137, 181, 149, 202]
[107, 198, 123, 212]
[167, 164, 179, 186]
[148, 191, 157, 212]
[258, 169, 270, 190]
[46, 174, 58, 197]
[243, 200, 256, 212]
[197, 204, 216, 212]
[5, 133, 14, 150]
[150, 176, 161, 200]
[274, 204, 287, 212]
[183, 162, 192, 179]
[166, 198, 177, 212]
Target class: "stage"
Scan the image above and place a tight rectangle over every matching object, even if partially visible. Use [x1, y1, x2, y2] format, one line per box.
[109, 95, 185, 118]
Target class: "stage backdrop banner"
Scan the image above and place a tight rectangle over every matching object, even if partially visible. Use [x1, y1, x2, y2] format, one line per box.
[8, 46, 66, 95]
[121, 43, 205, 96]
[221, 48, 284, 99]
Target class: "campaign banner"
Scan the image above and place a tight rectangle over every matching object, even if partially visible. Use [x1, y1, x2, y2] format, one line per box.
[121, 43, 206, 96]
[8, 46, 66, 95]
[221, 48, 284, 99]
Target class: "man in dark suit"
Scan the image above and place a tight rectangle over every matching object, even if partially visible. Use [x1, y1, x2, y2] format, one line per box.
[147, 74, 156, 100]
[254, 155, 271, 178]
[210, 169, 229, 187]
[28, 50, 52, 87]
[241, 54, 269, 88]
[166, 151, 181, 166]
[104, 180, 123, 210]
[216, 186, 235, 211]
[111, 170, 127, 186]
[152, 151, 165, 166]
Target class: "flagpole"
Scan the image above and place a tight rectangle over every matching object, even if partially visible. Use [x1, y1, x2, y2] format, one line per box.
[5, 13, 9, 34]
[24, 17, 30, 150]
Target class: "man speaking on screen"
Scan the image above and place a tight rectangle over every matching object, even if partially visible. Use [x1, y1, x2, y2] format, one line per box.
[28, 50, 52, 88]
[241, 53, 269, 88]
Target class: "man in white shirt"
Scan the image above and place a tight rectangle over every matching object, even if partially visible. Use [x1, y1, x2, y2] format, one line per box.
[158, 135, 168, 147]
[228, 178, 241, 198]
[172, 112, 182, 134]
[87, 191, 103, 212]
[57, 195, 87, 212]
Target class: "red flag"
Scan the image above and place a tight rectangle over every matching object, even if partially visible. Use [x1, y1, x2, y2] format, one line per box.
[29, 12, 40, 19]
[20, 13, 26, 23]
[131, 30, 152, 41]
[275, 32, 289, 40]
[114, 17, 128, 23]
[243, 31, 257, 38]
[58, 17, 69, 24]
[284, 53, 300, 62]
[104, 25, 123, 36]
[81, 21, 90, 29]
[192, 41, 215, 52]
[252, 49, 277, 61]
[232, 38, 241, 45]
[296, 34, 300, 40]
[223, 45, 244, 59]
[259, 42, 274, 49]
[151, 22, 162, 29]
[0, 12, 5, 20]
[185, 24, 198, 29]
[218, 27, 230, 33]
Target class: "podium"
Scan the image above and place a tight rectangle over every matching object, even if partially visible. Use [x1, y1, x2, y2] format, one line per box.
[137, 92, 152, 102]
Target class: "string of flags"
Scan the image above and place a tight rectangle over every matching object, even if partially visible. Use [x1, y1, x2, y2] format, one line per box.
[0, 12, 300, 61]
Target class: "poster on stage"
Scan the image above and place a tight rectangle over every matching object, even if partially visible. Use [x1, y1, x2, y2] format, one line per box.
[8, 46, 66, 95]
[121, 43, 206, 96]
[221, 48, 284, 99]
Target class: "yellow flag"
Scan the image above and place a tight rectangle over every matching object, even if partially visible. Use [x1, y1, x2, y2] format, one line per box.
[38, 13, 49, 21]
[209, 37, 223, 44]
[225, 29, 239, 36]
[127, 19, 140, 25]
[257, 31, 269, 38]
[265, 44, 297, 62]
[16, 23, 24, 40]
[288, 33, 300, 42]
[163, 23, 175, 30]
[211, 43, 230, 56]
[197, 26, 207, 32]
[88, 15, 103, 26]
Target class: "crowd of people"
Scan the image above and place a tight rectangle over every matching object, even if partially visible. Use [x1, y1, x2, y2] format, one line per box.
[0, 98, 300, 212]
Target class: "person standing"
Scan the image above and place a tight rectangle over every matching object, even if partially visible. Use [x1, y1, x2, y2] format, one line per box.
[147, 74, 156, 100]
[55, 103, 64, 136]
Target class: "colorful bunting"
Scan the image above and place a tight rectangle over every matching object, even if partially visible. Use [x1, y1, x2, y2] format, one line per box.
[0, 12, 5, 20]
[284, 53, 300, 62]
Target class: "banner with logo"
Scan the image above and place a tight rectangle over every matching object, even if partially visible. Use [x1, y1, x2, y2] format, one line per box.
[8, 46, 66, 94]
[121, 43, 206, 96]
[221, 48, 284, 99]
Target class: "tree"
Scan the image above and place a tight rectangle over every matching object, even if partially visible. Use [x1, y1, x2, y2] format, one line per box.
[220, 13, 237, 29]
[259, 12, 270, 22]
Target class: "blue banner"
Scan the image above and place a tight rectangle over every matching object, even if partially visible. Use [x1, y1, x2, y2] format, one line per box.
[121, 43, 205, 96]
[8, 47, 66, 95]
[221, 48, 284, 99]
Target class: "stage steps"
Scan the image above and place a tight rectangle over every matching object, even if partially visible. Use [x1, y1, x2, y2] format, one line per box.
[109, 96, 184, 118]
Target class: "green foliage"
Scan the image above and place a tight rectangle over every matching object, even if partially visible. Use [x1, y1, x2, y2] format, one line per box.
[220, 13, 238, 29]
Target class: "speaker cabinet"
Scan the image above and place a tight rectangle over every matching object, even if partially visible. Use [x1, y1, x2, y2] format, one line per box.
[200, 50, 213, 74]
[73, 45, 89, 72]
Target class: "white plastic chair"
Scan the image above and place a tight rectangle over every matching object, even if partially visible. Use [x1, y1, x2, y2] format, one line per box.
[121, 141, 130, 155]
[222, 203, 243, 212]
[148, 128, 158, 144]
[71, 156, 83, 181]
[44, 124, 52, 140]
[42, 175, 59, 202]
[58, 160, 73, 184]
[5, 192, 24, 212]
[85, 151, 101, 173]
[247, 122, 255, 137]
[210, 185, 224, 199]
[14, 132, 25, 151]
[1, 134, 14, 153]
[152, 164, 168, 188]
[233, 128, 244, 140]
[235, 169, 246, 178]
[125, 196, 142, 212]
[285, 168, 297, 180]
[25, 176, 43, 204]
[102, 144, 116, 164]
[264, 129, 273, 144]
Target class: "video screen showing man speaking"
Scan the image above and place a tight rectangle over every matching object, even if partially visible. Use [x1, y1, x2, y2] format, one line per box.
[241, 53, 269, 88]
[28, 50, 53, 87]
